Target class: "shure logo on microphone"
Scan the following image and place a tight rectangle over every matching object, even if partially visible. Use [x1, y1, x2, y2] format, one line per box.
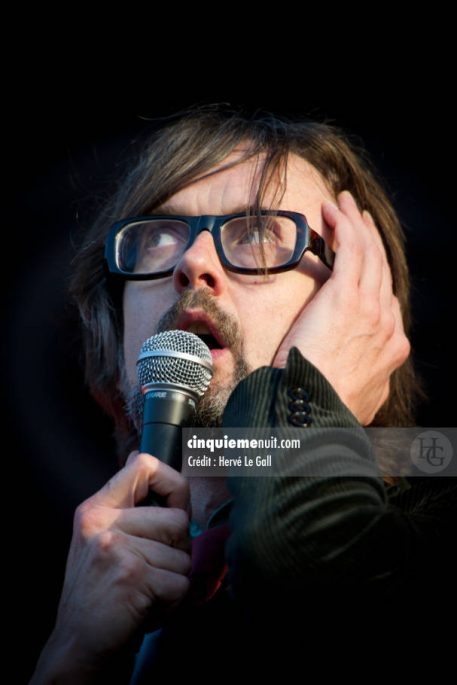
[150, 391, 167, 398]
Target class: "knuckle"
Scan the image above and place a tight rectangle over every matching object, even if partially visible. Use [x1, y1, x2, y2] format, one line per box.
[94, 530, 118, 556]
[396, 334, 411, 362]
[177, 550, 192, 575]
[130, 588, 153, 620]
[74, 504, 105, 539]
[116, 554, 144, 584]
[135, 452, 160, 475]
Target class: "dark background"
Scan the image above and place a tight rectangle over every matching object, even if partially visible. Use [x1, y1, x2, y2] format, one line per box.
[4, 92, 455, 682]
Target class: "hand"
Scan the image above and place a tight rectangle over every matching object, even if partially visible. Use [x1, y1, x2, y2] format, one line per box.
[31, 452, 191, 683]
[273, 191, 410, 425]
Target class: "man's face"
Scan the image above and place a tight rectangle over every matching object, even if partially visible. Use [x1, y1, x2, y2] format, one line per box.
[122, 150, 335, 425]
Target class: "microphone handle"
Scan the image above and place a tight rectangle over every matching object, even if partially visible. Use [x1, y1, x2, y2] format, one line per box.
[139, 388, 195, 507]
[140, 422, 183, 471]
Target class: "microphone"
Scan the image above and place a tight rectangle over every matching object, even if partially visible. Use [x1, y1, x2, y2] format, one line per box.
[136, 330, 213, 472]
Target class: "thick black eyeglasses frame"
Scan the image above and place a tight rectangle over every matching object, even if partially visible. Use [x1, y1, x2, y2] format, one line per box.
[104, 210, 335, 280]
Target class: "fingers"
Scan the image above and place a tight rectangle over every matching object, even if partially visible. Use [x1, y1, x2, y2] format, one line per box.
[322, 199, 363, 287]
[322, 192, 394, 312]
[362, 210, 393, 310]
[339, 191, 385, 300]
[127, 534, 192, 575]
[114, 506, 191, 551]
[90, 452, 191, 513]
[143, 567, 191, 606]
[93, 529, 191, 575]
[386, 295, 411, 371]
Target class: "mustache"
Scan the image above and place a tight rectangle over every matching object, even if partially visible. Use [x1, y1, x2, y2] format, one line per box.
[156, 288, 242, 350]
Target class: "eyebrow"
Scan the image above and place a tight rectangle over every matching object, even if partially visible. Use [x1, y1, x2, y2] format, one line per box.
[152, 203, 183, 215]
[152, 204, 266, 216]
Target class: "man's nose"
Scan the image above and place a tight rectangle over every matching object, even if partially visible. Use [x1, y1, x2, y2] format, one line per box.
[173, 230, 225, 295]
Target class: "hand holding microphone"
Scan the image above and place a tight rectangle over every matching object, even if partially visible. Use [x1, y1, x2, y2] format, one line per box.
[32, 332, 212, 681]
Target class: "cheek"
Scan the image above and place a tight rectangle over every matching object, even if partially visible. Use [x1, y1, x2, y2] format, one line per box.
[122, 283, 173, 385]
[232, 271, 320, 365]
[123, 291, 147, 386]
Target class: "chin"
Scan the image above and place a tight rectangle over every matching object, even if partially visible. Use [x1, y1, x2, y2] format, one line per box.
[193, 382, 231, 428]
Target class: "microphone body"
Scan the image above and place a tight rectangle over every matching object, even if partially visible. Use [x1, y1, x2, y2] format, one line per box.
[140, 385, 197, 471]
[135, 331, 213, 503]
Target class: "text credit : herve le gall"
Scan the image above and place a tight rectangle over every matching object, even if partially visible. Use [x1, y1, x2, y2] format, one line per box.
[187, 454, 272, 468]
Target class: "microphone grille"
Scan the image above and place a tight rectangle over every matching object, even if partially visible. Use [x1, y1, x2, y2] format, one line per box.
[137, 330, 213, 397]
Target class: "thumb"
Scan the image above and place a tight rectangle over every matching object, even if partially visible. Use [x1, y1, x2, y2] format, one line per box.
[90, 451, 191, 513]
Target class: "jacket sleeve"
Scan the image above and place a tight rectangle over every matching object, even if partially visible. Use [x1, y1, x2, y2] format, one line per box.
[222, 348, 456, 605]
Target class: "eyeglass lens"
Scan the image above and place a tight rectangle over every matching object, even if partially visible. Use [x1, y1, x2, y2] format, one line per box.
[116, 216, 298, 274]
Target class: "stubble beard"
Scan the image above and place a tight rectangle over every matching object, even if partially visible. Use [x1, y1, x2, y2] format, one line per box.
[122, 288, 251, 433]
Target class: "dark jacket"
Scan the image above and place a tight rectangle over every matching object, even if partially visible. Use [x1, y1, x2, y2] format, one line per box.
[131, 349, 457, 681]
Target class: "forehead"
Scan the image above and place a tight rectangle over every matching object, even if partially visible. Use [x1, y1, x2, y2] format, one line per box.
[157, 149, 334, 216]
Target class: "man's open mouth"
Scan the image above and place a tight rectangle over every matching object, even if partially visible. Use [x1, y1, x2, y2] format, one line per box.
[176, 312, 227, 352]
[185, 324, 223, 350]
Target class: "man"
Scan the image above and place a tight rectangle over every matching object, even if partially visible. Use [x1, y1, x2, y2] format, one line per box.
[31, 108, 455, 682]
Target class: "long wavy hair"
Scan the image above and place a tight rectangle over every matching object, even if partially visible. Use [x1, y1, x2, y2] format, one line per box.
[70, 106, 423, 467]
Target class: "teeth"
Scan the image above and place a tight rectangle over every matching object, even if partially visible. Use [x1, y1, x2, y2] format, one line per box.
[186, 323, 211, 335]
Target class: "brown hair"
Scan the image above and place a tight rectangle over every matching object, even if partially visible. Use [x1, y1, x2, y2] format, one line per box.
[70, 106, 423, 462]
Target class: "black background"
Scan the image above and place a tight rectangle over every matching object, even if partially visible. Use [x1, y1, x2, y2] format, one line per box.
[4, 84, 455, 682]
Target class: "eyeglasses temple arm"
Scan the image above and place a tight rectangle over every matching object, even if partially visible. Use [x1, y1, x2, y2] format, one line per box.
[309, 230, 335, 270]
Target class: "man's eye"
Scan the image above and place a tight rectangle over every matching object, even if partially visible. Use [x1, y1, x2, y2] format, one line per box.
[238, 229, 276, 245]
[144, 231, 179, 249]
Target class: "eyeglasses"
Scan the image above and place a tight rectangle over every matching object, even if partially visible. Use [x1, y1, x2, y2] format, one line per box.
[104, 210, 335, 280]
